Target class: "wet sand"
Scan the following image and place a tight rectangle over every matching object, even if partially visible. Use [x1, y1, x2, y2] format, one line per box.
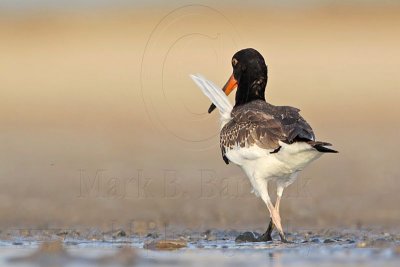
[1, 228, 400, 266]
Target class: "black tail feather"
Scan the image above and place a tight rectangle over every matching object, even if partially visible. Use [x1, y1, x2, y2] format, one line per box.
[306, 140, 338, 153]
[313, 144, 338, 153]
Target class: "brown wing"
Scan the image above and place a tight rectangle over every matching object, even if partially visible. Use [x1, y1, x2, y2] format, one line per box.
[271, 104, 315, 142]
[220, 100, 315, 164]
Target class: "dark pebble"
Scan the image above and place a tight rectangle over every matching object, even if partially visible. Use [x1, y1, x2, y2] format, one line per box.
[113, 230, 126, 238]
[146, 232, 159, 239]
[235, 232, 260, 243]
[323, 239, 335, 243]
[56, 231, 69, 236]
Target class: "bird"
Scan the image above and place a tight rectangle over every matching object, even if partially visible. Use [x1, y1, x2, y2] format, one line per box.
[191, 48, 337, 243]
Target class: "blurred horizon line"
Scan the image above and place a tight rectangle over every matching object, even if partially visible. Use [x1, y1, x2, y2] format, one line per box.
[1, 0, 399, 14]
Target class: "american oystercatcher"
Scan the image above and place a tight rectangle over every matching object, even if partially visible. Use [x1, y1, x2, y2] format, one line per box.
[191, 48, 337, 242]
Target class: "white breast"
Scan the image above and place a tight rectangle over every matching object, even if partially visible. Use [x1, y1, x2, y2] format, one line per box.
[225, 141, 322, 182]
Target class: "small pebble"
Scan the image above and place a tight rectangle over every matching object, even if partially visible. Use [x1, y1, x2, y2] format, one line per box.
[357, 241, 367, 248]
[112, 230, 126, 238]
[235, 232, 259, 243]
[56, 231, 69, 237]
[146, 232, 159, 239]
[207, 235, 217, 241]
[144, 240, 187, 250]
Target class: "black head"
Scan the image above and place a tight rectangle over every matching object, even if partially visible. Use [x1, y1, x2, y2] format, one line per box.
[208, 48, 268, 113]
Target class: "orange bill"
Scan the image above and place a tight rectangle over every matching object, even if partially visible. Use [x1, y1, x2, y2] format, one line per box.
[222, 74, 238, 96]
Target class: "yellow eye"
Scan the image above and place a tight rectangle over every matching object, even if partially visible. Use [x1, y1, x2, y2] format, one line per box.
[232, 58, 238, 67]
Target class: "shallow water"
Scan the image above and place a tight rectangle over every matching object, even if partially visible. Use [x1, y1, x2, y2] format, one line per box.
[1, 229, 399, 267]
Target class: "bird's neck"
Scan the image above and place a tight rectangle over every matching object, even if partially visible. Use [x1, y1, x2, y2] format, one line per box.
[235, 76, 267, 107]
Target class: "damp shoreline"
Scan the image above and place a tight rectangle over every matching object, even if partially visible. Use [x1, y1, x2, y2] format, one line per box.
[1, 228, 399, 266]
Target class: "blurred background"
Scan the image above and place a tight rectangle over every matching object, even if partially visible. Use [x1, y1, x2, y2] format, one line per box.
[0, 0, 399, 233]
